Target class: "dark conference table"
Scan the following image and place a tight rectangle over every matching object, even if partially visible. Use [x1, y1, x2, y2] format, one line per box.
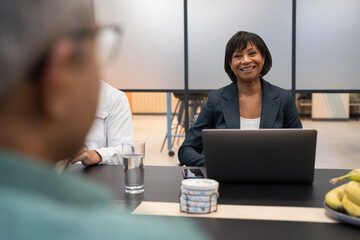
[67, 165, 360, 239]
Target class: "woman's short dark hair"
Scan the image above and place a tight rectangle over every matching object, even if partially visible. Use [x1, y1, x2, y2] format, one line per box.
[224, 31, 272, 82]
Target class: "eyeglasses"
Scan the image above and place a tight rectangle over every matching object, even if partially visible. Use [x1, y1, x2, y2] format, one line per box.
[94, 25, 122, 66]
[71, 25, 122, 65]
[29, 25, 122, 81]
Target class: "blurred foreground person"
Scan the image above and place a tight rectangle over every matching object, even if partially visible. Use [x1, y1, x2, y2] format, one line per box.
[0, 0, 206, 239]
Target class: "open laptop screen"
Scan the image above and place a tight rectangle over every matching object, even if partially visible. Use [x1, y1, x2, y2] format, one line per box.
[202, 129, 317, 183]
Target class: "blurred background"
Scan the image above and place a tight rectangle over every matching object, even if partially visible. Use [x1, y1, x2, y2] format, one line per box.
[94, 0, 360, 168]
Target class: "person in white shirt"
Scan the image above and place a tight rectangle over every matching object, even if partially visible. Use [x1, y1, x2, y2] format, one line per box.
[69, 80, 134, 165]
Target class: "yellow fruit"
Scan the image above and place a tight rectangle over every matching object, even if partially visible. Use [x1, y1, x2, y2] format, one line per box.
[345, 181, 360, 206]
[342, 194, 360, 217]
[325, 184, 346, 211]
[330, 169, 360, 184]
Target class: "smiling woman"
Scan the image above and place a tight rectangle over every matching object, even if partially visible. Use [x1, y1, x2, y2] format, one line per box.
[230, 44, 265, 84]
[178, 31, 303, 167]
[224, 31, 272, 83]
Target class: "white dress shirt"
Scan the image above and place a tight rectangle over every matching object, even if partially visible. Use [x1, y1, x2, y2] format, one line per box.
[85, 81, 134, 165]
[240, 117, 261, 130]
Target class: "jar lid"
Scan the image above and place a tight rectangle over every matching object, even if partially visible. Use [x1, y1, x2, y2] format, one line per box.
[181, 178, 219, 191]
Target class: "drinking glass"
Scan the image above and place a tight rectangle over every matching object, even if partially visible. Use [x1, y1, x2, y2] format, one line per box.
[121, 141, 145, 194]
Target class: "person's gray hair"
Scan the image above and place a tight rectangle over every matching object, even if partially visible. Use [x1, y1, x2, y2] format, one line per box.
[0, 0, 94, 99]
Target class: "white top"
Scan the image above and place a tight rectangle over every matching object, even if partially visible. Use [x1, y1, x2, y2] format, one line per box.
[85, 81, 134, 165]
[240, 117, 261, 130]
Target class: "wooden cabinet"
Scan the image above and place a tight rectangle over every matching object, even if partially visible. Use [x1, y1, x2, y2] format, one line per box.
[125, 92, 178, 114]
[312, 94, 349, 120]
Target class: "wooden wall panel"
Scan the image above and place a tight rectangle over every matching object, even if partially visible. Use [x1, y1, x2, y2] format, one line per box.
[126, 93, 179, 114]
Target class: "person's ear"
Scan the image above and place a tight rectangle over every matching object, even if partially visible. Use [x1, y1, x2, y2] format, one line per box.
[39, 38, 76, 120]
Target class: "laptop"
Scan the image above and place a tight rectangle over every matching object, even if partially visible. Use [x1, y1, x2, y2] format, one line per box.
[202, 129, 317, 183]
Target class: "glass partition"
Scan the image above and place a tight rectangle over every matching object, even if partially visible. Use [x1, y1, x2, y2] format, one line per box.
[296, 0, 360, 90]
[188, 0, 292, 90]
[95, 0, 184, 90]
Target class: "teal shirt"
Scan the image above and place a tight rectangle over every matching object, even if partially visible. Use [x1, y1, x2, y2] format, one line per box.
[0, 150, 208, 240]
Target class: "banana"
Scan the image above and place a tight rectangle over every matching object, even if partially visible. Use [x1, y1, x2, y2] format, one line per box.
[342, 194, 360, 217]
[330, 169, 360, 184]
[345, 181, 360, 206]
[325, 184, 346, 211]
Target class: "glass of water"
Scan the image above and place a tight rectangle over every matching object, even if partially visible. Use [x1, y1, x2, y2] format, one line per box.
[121, 141, 145, 194]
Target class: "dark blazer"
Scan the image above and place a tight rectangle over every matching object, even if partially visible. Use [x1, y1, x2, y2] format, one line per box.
[178, 78, 303, 167]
